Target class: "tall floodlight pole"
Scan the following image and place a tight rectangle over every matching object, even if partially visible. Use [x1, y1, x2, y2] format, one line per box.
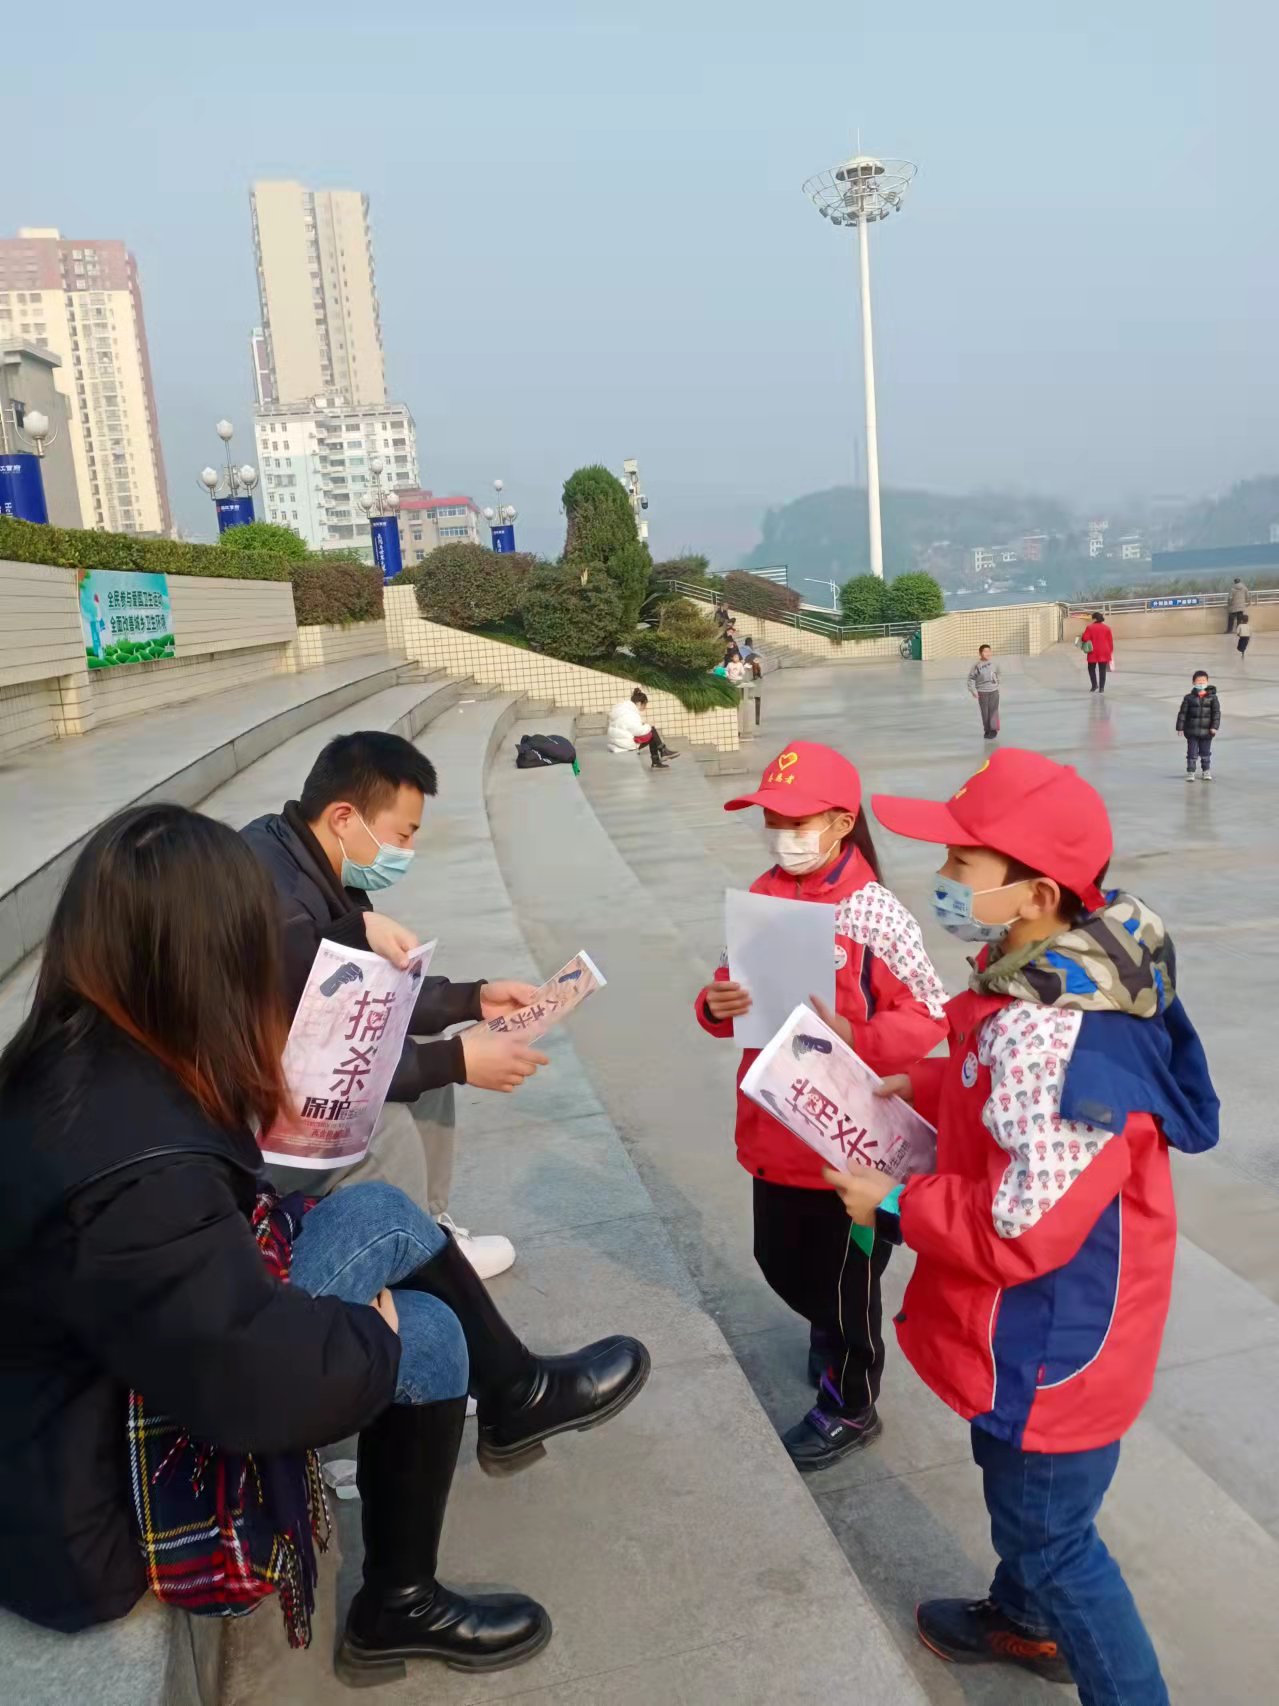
[803, 154, 916, 579]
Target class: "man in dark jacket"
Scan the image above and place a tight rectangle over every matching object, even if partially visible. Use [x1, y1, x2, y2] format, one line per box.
[242, 731, 545, 1276]
[1175, 670, 1221, 782]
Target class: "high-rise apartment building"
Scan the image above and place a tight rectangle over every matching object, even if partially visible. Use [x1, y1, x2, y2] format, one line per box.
[0, 228, 171, 534]
[250, 181, 386, 407]
[254, 395, 419, 557]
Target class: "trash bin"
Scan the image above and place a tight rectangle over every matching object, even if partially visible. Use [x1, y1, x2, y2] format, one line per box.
[908, 628, 923, 661]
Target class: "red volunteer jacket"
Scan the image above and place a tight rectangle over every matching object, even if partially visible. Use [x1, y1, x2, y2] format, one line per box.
[892, 986, 1207, 1452]
[695, 846, 947, 1188]
[1081, 621, 1115, 664]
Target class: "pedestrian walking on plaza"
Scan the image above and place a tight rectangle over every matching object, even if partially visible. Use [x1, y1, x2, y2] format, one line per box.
[607, 687, 679, 768]
[1080, 611, 1114, 692]
[830, 748, 1218, 1703]
[243, 731, 542, 1278]
[966, 644, 1001, 740]
[1227, 576, 1250, 633]
[1235, 610, 1251, 659]
[0, 804, 650, 1679]
[1176, 670, 1220, 782]
[694, 742, 947, 1471]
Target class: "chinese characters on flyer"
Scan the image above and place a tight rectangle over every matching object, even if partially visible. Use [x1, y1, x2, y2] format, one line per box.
[741, 1003, 937, 1181]
[486, 951, 607, 1042]
[260, 939, 437, 1169]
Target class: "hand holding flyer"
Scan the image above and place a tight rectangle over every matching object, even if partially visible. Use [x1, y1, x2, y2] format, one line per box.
[261, 938, 437, 1169]
[485, 951, 606, 1042]
[740, 1002, 936, 1183]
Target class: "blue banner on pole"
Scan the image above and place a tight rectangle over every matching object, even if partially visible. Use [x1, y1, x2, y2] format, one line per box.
[370, 514, 404, 584]
[491, 524, 516, 554]
[0, 453, 50, 524]
[215, 495, 256, 532]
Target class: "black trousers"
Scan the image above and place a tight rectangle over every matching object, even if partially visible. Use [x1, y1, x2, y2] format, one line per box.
[752, 1177, 892, 1411]
[640, 727, 669, 766]
[1227, 609, 1245, 633]
[1087, 660, 1109, 692]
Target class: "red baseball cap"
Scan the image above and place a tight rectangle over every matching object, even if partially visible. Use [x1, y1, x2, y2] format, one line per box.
[725, 740, 861, 819]
[871, 748, 1112, 911]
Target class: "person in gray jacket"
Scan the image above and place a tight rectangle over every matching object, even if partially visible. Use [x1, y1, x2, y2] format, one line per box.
[967, 644, 1001, 740]
[1227, 578, 1250, 633]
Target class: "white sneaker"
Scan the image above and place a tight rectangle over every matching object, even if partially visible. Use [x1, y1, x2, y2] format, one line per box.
[438, 1212, 516, 1281]
[1185, 773, 1196, 783]
[1200, 771, 1213, 782]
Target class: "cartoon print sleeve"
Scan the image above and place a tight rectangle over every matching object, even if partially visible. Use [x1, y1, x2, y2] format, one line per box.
[834, 884, 948, 1021]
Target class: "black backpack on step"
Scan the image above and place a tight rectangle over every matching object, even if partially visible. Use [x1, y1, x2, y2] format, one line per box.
[516, 733, 577, 769]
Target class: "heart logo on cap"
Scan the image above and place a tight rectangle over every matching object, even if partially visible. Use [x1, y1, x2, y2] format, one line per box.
[776, 751, 799, 771]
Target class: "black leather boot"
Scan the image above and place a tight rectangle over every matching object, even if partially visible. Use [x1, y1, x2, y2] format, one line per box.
[400, 1232, 651, 1475]
[336, 1399, 551, 1686]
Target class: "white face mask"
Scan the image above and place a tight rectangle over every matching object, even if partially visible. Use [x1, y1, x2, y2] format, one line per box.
[765, 817, 845, 877]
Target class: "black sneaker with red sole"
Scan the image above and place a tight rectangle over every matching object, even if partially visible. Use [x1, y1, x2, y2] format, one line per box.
[916, 1596, 1074, 1685]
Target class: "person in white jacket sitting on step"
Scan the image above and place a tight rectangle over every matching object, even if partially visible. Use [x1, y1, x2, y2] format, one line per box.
[607, 689, 679, 769]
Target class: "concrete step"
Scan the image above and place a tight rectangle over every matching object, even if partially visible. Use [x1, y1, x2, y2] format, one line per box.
[484, 740, 1279, 1704]
[0, 653, 415, 983]
[0, 673, 479, 1055]
[220, 696, 927, 1705]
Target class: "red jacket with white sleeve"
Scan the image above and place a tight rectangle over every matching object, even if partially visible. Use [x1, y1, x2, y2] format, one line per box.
[886, 895, 1219, 1453]
[695, 845, 948, 1189]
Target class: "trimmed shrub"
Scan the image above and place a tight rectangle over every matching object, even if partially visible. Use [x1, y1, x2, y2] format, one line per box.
[723, 570, 801, 622]
[885, 571, 945, 623]
[520, 563, 624, 662]
[562, 467, 652, 627]
[631, 624, 724, 674]
[0, 515, 292, 581]
[217, 520, 310, 560]
[410, 542, 532, 629]
[840, 573, 890, 626]
[289, 559, 384, 626]
[652, 553, 720, 588]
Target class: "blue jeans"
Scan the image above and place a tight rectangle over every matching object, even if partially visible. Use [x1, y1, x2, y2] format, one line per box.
[972, 1426, 1168, 1706]
[289, 1180, 468, 1406]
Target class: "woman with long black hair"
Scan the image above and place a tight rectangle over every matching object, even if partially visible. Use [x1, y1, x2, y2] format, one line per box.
[0, 804, 647, 1683]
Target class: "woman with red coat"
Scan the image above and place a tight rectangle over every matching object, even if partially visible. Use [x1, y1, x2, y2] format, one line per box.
[694, 741, 947, 1470]
[1080, 612, 1115, 693]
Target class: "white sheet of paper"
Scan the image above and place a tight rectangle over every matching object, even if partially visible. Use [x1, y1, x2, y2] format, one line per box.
[725, 888, 836, 1051]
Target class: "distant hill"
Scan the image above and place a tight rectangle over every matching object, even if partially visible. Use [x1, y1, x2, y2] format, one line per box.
[1172, 476, 1279, 549]
[738, 485, 1075, 584]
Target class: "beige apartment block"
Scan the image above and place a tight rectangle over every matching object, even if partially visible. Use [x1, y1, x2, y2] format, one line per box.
[0, 228, 172, 535]
[250, 181, 386, 407]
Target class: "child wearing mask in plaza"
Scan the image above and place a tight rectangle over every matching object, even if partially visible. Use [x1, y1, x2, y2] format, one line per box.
[1175, 669, 1220, 782]
[823, 748, 1218, 1704]
[694, 741, 947, 1470]
[966, 644, 1001, 740]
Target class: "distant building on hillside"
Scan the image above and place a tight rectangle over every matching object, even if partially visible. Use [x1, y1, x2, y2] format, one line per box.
[971, 546, 996, 575]
[1117, 532, 1145, 562]
[1087, 519, 1108, 558]
[1018, 532, 1049, 563]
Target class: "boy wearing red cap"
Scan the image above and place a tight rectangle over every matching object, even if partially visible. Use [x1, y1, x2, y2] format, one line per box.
[824, 748, 1218, 1704]
[694, 741, 947, 1469]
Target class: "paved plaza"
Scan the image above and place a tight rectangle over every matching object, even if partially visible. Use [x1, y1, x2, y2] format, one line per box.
[1, 628, 1275, 1704]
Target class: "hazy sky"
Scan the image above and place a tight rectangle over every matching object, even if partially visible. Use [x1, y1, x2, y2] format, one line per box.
[7, 1, 1275, 560]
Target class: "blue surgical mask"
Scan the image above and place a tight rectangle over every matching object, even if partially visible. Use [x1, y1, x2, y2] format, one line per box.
[931, 874, 1026, 944]
[339, 813, 415, 892]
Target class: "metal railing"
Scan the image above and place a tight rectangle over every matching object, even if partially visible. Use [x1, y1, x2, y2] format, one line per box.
[1063, 586, 1279, 617]
[670, 581, 916, 642]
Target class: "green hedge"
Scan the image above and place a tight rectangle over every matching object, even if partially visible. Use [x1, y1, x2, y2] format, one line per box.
[0, 515, 383, 625]
[723, 571, 802, 621]
[521, 564, 625, 662]
[410, 542, 533, 628]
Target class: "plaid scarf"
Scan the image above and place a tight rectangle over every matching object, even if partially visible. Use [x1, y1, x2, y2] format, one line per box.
[971, 891, 1174, 1018]
[127, 1189, 330, 1648]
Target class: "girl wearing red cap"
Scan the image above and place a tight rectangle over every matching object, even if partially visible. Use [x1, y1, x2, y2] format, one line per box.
[694, 740, 947, 1470]
[823, 748, 1218, 1704]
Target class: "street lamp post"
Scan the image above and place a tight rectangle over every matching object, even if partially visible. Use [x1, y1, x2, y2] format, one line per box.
[196, 419, 258, 533]
[803, 153, 916, 579]
[0, 404, 57, 524]
[359, 456, 403, 582]
[482, 479, 518, 553]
